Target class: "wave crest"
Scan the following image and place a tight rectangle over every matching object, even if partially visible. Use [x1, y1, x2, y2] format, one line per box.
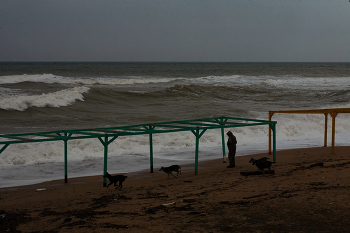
[0, 86, 90, 111]
[0, 74, 180, 85]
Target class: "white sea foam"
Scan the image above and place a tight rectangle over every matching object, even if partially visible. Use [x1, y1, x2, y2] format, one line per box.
[190, 75, 350, 92]
[0, 74, 60, 84]
[1, 112, 349, 167]
[0, 74, 181, 86]
[264, 76, 350, 90]
[2, 74, 349, 91]
[0, 86, 90, 111]
[195, 75, 241, 84]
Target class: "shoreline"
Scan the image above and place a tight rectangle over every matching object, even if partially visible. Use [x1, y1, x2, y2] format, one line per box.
[0, 145, 341, 191]
[1, 146, 350, 232]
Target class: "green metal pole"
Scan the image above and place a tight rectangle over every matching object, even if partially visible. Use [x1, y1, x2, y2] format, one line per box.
[0, 144, 9, 154]
[103, 136, 108, 187]
[221, 127, 226, 163]
[64, 134, 68, 183]
[271, 123, 276, 163]
[98, 135, 117, 187]
[149, 133, 153, 173]
[195, 129, 199, 175]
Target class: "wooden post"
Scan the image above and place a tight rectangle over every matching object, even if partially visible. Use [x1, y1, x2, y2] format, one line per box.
[330, 112, 338, 155]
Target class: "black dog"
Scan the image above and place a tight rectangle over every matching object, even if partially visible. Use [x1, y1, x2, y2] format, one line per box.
[249, 157, 273, 174]
[159, 165, 182, 178]
[103, 172, 127, 189]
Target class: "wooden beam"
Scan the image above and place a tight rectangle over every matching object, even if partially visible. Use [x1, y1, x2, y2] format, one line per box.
[269, 108, 350, 115]
[269, 108, 349, 155]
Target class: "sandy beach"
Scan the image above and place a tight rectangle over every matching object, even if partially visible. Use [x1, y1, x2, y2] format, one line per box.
[1, 146, 350, 233]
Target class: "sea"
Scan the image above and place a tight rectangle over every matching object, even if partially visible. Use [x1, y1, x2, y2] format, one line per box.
[1, 62, 350, 188]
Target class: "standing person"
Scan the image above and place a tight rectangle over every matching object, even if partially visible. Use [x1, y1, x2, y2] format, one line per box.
[226, 131, 237, 168]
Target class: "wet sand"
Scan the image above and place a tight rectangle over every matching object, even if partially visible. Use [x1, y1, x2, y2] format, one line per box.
[1, 146, 350, 232]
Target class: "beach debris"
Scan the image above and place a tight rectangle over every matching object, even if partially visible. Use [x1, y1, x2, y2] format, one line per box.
[139, 194, 169, 199]
[240, 170, 275, 176]
[183, 198, 196, 203]
[219, 200, 251, 205]
[243, 193, 269, 200]
[162, 202, 176, 207]
[145, 205, 168, 214]
[36, 188, 46, 191]
[117, 194, 132, 200]
[64, 218, 72, 222]
[309, 162, 324, 168]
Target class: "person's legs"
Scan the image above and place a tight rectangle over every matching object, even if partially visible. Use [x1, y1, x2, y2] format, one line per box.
[227, 147, 236, 168]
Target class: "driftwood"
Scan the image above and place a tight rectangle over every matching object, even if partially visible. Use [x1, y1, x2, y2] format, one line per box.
[139, 195, 169, 199]
[309, 162, 324, 168]
[240, 170, 275, 176]
[243, 193, 269, 199]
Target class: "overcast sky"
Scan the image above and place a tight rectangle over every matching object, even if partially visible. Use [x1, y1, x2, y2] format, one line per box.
[0, 0, 349, 62]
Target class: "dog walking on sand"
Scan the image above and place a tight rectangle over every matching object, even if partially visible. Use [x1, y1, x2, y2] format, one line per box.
[249, 157, 273, 174]
[103, 172, 127, 189]
[159, 165, 182, 178]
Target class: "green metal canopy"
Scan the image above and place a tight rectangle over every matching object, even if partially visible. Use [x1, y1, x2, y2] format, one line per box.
[0, 116, 277, 186]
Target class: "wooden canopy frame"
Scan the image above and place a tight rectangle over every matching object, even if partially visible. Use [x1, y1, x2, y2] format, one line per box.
[268, 108, 350, 155]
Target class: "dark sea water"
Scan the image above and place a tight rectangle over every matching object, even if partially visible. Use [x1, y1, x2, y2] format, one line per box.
[1, 62, 350, 187]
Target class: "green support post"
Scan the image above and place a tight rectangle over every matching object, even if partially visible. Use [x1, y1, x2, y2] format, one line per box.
[98, 135, 118, 187]
[103, 135, 108, 187]
[149, 133, 153, 173]
[221, 127, 226, 163]
[270, 123, 277, 163]
[143, 125, 156, 173]
[191, 128, 207, 175]
[64, 136, 68, 183]
[0, 144, 9, 154]
[62, 133, 72, 184]
[219, 116, 228, 163]
[195, 129, 199, 175]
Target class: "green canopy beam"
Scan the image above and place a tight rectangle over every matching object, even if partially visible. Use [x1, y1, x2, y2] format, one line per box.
[0, 116, 277, 184]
